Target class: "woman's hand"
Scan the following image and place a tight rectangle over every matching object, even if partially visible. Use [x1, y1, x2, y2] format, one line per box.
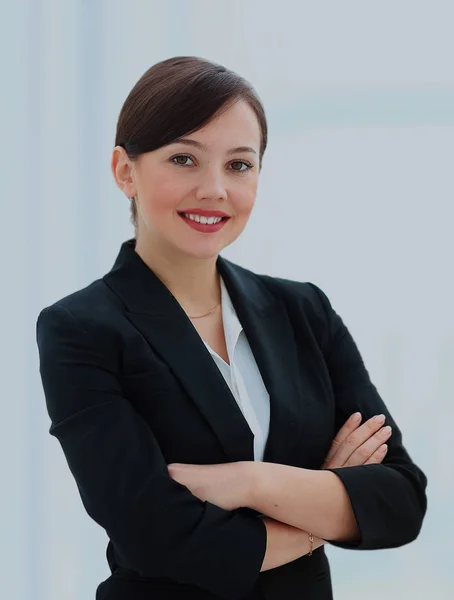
[167, 461, 255, 511]
[322, 412, 392, 469]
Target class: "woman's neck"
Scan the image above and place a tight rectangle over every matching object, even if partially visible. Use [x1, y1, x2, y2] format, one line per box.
[134, 236, 222, 313]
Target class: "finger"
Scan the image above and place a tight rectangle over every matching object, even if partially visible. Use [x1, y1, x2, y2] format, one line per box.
[330, 414, 387, 467]
[364, 444, 388, 465]
[345, 426, 392, 467]
[323, 413, 362, 465]
[334, 413, 363, 446]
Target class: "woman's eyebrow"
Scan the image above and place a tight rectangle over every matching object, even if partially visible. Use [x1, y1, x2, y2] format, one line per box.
[169, 137, 257, 155]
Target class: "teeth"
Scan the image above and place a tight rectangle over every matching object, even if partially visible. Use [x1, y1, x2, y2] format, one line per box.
[184, 213, 223, 225]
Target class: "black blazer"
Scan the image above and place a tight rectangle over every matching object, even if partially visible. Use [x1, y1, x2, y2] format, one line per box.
[36, 238, 427, 600]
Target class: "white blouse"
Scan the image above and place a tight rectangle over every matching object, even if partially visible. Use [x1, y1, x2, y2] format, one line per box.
[201, 277, 270, 461]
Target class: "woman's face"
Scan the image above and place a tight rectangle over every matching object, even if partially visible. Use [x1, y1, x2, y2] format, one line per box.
[112, 99, 262, 260]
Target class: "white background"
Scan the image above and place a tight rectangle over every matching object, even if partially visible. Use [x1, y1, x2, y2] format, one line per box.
[2, 1, 453, 598]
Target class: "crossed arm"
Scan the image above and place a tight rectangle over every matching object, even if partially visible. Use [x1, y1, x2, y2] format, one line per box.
[169, 398, 426, 574]
[168, 411, 394, 570]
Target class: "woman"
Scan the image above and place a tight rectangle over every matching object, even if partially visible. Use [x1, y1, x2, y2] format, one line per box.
[36, 56, 427, 600]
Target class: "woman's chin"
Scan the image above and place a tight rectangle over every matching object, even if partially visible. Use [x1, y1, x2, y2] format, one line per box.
[175, 240, 229, 261]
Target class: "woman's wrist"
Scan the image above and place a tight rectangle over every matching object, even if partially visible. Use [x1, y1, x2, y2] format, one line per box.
[259, 517, 325, 571]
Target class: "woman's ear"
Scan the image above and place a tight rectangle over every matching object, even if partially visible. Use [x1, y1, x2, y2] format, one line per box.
[111, 146, 137, 198]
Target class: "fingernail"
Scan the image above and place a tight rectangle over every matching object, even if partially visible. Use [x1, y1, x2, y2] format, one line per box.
[381, 426, 392, 436]
[373, 414, 386, 423]
[351, 412, 361, 423]
[379, 444, 388, 453]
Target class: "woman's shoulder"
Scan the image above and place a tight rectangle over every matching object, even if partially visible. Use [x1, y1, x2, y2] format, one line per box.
[234, 260, 333, 317]
[36, 277, 122, 336]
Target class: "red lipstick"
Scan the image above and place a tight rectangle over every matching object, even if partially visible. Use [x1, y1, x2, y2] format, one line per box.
[178, 208, 230, 234]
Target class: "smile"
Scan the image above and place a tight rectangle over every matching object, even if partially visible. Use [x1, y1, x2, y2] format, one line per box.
[178, 212, 230, 233]
[183, 213, 224, 225]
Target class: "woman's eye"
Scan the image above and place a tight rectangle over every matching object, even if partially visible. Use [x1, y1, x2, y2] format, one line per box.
[230, 160, 253, 173]
[171, 155, 194, 166]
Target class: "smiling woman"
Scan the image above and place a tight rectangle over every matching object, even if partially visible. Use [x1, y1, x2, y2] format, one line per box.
[36, 56, 427, 600]
[113, 57, 266, 254]
[112, 102, 261, 270]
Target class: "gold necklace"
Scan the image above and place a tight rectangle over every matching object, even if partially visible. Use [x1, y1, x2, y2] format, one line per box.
[188, 302, 221, 319]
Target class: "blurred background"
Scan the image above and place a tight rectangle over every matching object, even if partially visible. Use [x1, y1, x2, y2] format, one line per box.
[2, 1, 453, 598]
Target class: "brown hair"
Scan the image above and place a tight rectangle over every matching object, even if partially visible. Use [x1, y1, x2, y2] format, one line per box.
[115, 56, 268, 235]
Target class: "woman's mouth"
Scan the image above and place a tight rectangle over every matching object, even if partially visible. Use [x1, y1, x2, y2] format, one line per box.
[178, 212, 230, 233]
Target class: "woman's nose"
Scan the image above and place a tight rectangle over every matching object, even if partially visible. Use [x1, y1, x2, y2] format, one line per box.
[195, 170, 228, 201]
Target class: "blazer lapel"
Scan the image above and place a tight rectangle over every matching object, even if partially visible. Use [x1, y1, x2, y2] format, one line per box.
[217, 258, 305, 465]
[103, 238, 305, 466]
[103, 239, 255, 462]
[126, 312, 256, 462]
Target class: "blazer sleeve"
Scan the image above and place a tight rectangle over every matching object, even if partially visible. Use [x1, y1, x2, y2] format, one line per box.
[307, 283, 427, 550]
[36, 303, 267, 600]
